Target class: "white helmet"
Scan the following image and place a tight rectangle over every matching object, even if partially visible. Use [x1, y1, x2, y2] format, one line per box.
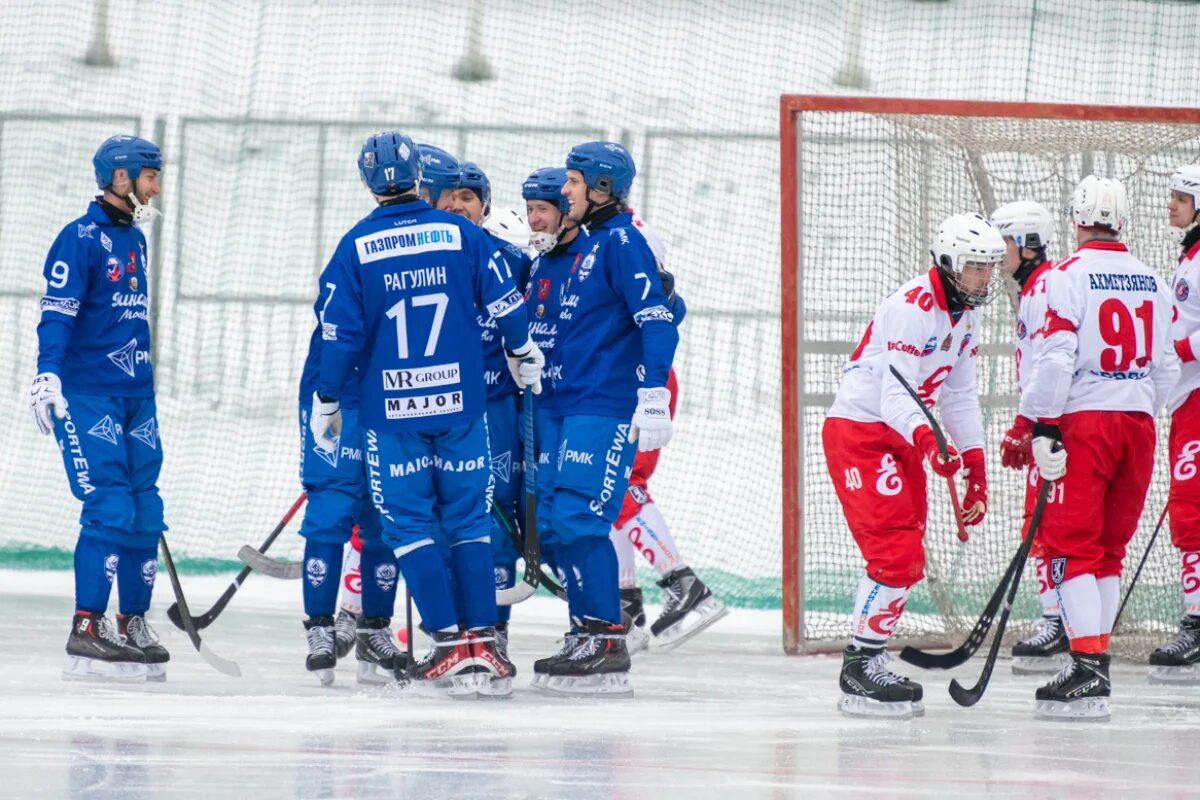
[930, 213, 1006, 307]
[483, 207, 534, 256]
[1070, 175, 1129, 234]
[1169, 165, 1200, 241]
[990, 200, 1055, 250]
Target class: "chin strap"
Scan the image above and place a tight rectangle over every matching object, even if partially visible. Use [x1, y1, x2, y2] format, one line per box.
[1012, 251, 1047, 289]
[128, 193, 161, 225]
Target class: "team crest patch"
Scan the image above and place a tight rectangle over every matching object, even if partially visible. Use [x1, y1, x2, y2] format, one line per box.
[106, 257, 122, 282]
[306, 558, 328, 588]
[129, 276, 139, 291]
[374, 563, 397, 592]
[104, 554, 119, 583]
[536, 303, 545, 317]
[940, 333, 953, 352]
[538, 278, 551, 300]
[921, 335, 938, 356]
[1049, 556, 1067, 587]
[494, 566, 510, 587]
[578, 244, 600, 282]
[1178, 278, 1190, 302]
[1016, 319, 1027, 340]
[958, 332, 972, 356]
[141, 558, 157, 586]
[629, 485, 648, 505]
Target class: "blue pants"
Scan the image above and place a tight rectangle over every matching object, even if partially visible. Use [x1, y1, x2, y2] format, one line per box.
[487, 393, 522, 622]
[54, 392, 166, 614]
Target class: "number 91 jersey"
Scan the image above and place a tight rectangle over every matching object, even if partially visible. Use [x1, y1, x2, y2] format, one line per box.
[827, 267, 984, 451]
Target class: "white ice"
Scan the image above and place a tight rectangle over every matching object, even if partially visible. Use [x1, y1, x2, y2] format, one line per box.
[3, 570, 1198, 799]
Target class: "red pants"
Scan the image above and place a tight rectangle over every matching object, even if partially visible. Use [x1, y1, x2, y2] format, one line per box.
[823, 417, 927, 587]
[1038, 411, 1156, 585]
[615, 369, 679, 528]
[1169, 390, 1200, 551]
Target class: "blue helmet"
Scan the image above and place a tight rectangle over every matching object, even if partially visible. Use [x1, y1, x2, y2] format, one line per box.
[565, 141, 635, 201]
[417, 144, 460, 205]
[358, 131, 421, 195]
[457, 161, 491, 209]
[93, 135, 162, 189]
[522, 167, 569, 214]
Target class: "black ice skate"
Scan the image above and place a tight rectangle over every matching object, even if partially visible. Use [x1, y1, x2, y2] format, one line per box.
[355, 616, 406, 685]
[1148, 616, 1200, 685]
[650, 567, 728, 650]
[467, 626, 516, 698]
[837, 646, 924, 720]
[621, 587, 651, 655]
[1010, 615, 1070, 675]
[63, 611, 148, 683]
[333, 607, 358, 659]
[118, 613, 170, 682]
[541, 619, 633, 697]
[304, 615, 337, 687]
[407, 629, 484, 698]
[1035, 651, 1111, 722]
[531, 630, 582, 689]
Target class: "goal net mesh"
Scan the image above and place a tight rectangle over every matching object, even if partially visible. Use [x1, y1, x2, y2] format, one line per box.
[789, 102, 1200, 658]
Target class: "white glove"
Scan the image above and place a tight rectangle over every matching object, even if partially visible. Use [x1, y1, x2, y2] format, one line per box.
[1031, 431, 1067, 481]
[629, 387, 672, 452]
[30, 372, 68, 435]
[310, 391, 342, 453]
[506, 339, 544, 395]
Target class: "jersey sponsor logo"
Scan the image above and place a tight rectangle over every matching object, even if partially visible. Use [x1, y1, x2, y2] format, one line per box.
[382, 266, 448, 292]
[487, 289, 523, 318]
[387, 453, 486, 477]
[129, 417, 158, 450]
[106, 338, 149, 377]
[1087, 272, 1157, 292]
[578, 244, 600, 281]
[958, 332, 972, 356]
[588, 424, 632, 515]
[491, 450, 512, 483]
[939, 333, 952, 352]
[384, 390, 464, 419]
[921, 335, 938, 356]
[886, 340, 924, 357]
[563, 449, 594, 466]
[313, 437, 340, 468]
[483, 370, 503, 386]
[77, 222, 96, 239]
[87, 415, 120, 445]
[60, 414, 95, 495]
[111, 292, 147, 308]
[382, 362, 461, 390]
[1174, 441, 1200, 481]
[126, 251, 137, 273]
[867, 596, 908, 635]
[633, 305, 673, 327]
[106, 257, 122, 282]
[1016, 319, 1027, 340]
[356, 224, 461, 264]
[536, 304, 546, 318]
[628, 484, 648, 505]
[1178, 278, 1191, 302]
[40, 295, 80, 317]
[875, 454, 902, 496]
[100, 232, 112, 253]
[1049, 556, 1067, 587]
[129, 276, 138, 291]
[305, 557, 328, 588]
[538, 278, 551, 300]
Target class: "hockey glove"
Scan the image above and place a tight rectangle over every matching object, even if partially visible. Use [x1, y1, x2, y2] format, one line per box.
[310, 391, 342, 453]
[1031, 422, 1067, 481]
[1000, 415, 1033, 470]
[505, 339, 545, 395]
[913, 424, 960, 478]
[961, 448, 987, 526]
[629, 387, 673, 452]
[29, 372, 68, 435]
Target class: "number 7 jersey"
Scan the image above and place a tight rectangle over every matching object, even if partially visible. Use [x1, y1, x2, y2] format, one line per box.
[828, 266, 984, 451]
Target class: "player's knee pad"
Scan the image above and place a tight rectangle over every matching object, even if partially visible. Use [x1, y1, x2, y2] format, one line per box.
[80, 488, 136, 541]
[550, 488, 613, 543]
[299, 485, 360, 544]
[866, 546, 926, 588]
[131, 488, 166, 538]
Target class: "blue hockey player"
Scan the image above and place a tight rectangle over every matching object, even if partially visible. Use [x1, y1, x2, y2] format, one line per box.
[32, 135, 169, 682]
[532, 142, 680, 696]
[313, 131, 543, 698]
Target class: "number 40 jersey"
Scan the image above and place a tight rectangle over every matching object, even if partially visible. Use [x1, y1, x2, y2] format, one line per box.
[827, 266, 984, 451]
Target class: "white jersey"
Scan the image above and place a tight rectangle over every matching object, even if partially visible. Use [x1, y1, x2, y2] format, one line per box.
[629, 210, 667, 266]
[1169, 238, 1200, 413]
[1014, 262, 1053, 398]
[1019, 240, 1180, 421]
[828, 267, 984, 451]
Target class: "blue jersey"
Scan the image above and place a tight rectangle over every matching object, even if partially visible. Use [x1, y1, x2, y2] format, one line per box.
[36, 201, 155, 397]
[317, 199, 530, 431]
[550, 211, 679, 418]
[477, 230, 531, 401]
[525, 229, 592, 414]
[299, 283, 360, 411]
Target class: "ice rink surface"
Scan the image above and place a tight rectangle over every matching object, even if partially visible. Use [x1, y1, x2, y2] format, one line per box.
[2, 569, 1198, 800]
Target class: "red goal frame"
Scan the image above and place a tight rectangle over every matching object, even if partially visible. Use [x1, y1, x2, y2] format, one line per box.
[779, 95, 1200, 654]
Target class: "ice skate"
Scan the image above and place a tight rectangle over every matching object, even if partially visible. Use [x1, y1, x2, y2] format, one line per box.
[650, 567, 728, 650]
[837, 646, 924, 720]
[333, 607, 358, 659]
[1010, 615, 1070, 675]
[620, 587, 651, 655]
[1035, 652, 1111, 722]
[355, 616, 406, 685]
[63, 611, 148, 683]
[408, 629, 485, 698]
[467, 626, 515, 698]
[531, 631, 582, 689]
[118, 613, 170, 682]
[304, 615, 337, 687]
[541, 620, 633, 697]
[1148, 616, 1200, 685]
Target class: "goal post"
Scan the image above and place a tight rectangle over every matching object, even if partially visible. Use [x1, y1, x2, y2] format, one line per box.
[780, 94, 1200, 656]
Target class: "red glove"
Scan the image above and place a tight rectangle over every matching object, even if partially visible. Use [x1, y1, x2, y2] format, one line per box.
[961, 448, 987, 526]
[1000, 415, 1032, 470]
[1177, 338, 1196, 364]
[913, 425, 960, 478]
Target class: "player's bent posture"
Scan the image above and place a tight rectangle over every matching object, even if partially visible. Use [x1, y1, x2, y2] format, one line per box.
[313, 131, 542, 699]
[990, 201, 1070, 674]
[31, 135, 169, 682]
[531, 142, 680, 696]
[1021, 176, 1179, 720]
[824, 214, 1003, 719]
[1149, 165, 1200, 682]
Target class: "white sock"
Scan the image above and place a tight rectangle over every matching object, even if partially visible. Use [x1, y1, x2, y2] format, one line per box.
[1034, 558, 1060, 616]
[1183, 551, 1200, 616]
[616, 501, 685, 577]
[849, 575, 910, 650]
[1056, 574, 1103, 649]
[339, 542, 363, 615]
[1097, 575, 1120, 635]
[609, 525, 638, 589]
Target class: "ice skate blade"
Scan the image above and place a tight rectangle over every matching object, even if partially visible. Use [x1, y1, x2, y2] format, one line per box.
[477, 675, 514, 698]
[530, 672, 549, 689]
[1034, 697, 1110, 722]
[145, 664, 167, 682]
[837, 693, 915, 721]
[626, 626, 651, 656]
[653, 597, 729, 651]
[1011, 654, 1070, 676]
[356, 660, 395, 686]
[62, 655, 147, 683]
[1147, 664, 1200, 685]
[537, 672, 633, 697]
[310, 668, 335, 687]
[911, 700, 925, 717]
